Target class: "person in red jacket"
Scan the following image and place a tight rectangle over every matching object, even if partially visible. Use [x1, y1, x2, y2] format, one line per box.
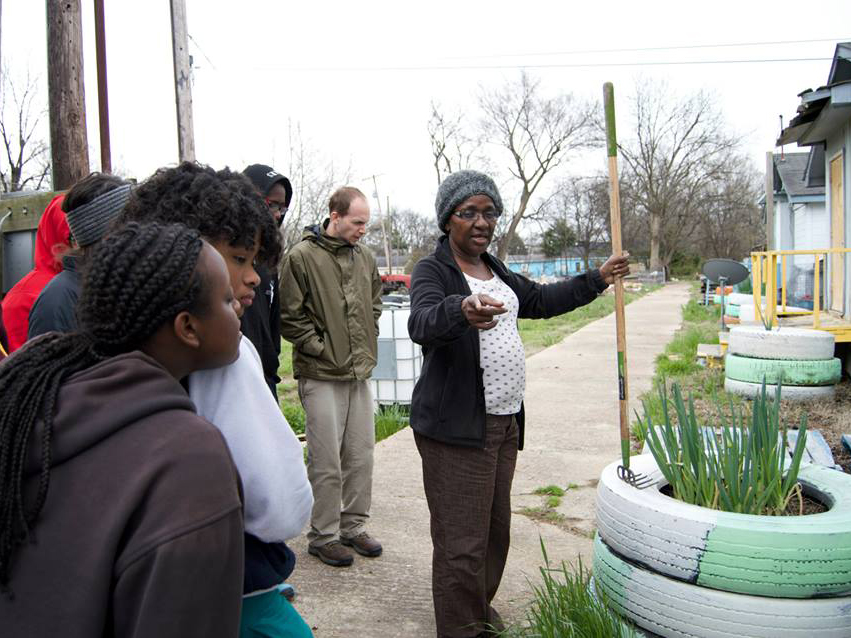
[1, 194, 69, 351]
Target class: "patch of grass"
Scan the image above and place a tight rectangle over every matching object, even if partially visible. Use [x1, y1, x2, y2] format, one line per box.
[518, 284, 660, 357]
[504, 541, 637, 638]
[545, 495, 562, 509]
[520, 506, 565, 525]
[533, 485, 566, 497]
[681, 298, 721, 323]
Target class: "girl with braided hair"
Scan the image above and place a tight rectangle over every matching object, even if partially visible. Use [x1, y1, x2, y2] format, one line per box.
[0, 222, 246, 638]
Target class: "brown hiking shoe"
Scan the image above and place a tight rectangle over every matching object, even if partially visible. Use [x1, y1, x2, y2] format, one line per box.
[308, 541, 354, 567]
[341, 532, 383, 557]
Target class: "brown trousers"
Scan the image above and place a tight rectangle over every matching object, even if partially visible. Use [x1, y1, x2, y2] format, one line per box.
[415, 415, 519, 638]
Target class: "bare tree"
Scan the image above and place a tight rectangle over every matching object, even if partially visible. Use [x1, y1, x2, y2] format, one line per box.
[479, 72, 597, 260]
[545, 176, 610, 269]
[427, 101, 489, 186]
[281, 121, 352, 255]
[693, 155, 763, 260]
[618, 80, 739, 272]
[364, 207, 439, 273]
[0, 69, 50, 192]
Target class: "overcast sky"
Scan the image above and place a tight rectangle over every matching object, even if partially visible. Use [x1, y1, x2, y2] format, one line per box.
[5, 1, 851, 228]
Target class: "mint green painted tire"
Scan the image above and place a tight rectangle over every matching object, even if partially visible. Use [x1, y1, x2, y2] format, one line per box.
[725, 353, 841, 386]
[595, 454, 851, 598]
[593, 534, 851, 637]
[724, 377, 836, 401]
[725, 303, 740, 317]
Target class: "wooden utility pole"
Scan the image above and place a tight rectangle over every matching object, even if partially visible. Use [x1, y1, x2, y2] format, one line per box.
[170, 0, 195, 162]
[765, 151, 775, 250]
[46, 0, 90, 190]
[93, 0, 111, 173]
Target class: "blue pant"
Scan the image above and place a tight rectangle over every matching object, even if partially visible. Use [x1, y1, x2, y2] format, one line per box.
[240, 590, 314, 638]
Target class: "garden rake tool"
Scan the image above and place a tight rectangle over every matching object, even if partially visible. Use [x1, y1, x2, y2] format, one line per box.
[603, 83, 651, 489]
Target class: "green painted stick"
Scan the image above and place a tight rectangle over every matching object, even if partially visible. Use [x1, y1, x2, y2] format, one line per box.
[603, 82, 630, 469]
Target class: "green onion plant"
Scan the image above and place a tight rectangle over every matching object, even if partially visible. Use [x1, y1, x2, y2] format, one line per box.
[638, 381, 808, 516]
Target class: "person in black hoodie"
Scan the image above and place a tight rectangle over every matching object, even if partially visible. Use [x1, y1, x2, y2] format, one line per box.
[0, 222, 245, 637]
[242, 163, 293, 398]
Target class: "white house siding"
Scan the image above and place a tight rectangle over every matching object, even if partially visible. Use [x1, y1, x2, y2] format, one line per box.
[775, 199, 794, 251]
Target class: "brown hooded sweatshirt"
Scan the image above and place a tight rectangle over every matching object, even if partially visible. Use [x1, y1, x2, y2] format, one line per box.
[0, 351, 244, 638]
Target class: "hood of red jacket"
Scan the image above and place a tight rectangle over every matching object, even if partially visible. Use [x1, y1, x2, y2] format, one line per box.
[34, 194, 70, 275]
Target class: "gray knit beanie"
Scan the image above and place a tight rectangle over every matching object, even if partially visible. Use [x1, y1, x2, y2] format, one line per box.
[435, 170, 503, 233]
[65, 184, 132, 247]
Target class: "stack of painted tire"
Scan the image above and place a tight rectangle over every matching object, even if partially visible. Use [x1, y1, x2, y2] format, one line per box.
[712, 292, 752, 325]
[724, 326, 839, 401]
[594, 454, 851, 637]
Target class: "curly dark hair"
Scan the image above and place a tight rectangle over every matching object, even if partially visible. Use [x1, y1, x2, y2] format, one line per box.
[0, 222, 206, 592]
[119, 162, 281, 268]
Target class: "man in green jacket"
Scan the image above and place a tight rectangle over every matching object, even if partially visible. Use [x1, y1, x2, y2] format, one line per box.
[280, 186, 384, 567]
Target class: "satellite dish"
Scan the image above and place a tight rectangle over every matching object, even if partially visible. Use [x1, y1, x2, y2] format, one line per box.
[701, 259, 749, 286]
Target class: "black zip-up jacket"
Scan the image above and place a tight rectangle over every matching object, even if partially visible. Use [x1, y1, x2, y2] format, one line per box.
[407, 236, 608, 450]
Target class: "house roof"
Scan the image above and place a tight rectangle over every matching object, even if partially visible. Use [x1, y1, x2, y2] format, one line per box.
[774, 151, 824, 199]
[777, 42, 851, 147]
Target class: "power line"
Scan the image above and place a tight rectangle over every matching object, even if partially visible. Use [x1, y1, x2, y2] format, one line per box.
[440, 36, 851, 61]
[260, 57, 832, 74]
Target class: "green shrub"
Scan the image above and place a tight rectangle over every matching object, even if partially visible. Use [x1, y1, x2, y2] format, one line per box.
[374, 404, 409, 442]
[639, 382, 808, 516]
[282, 403, 305, 435]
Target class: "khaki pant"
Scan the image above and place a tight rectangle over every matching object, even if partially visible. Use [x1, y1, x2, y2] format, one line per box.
[298, 377, 375, 547]
[415, 414, 518, 638]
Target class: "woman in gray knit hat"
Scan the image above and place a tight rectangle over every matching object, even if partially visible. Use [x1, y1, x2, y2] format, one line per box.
[408, 170, 629, 637]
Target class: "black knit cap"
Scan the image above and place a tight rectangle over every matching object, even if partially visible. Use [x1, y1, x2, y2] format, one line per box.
[243, 164, 293, 206]
[435, 170, 503, 233]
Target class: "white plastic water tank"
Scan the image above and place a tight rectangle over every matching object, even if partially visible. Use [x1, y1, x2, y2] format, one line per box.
[369, 304, 422, 405]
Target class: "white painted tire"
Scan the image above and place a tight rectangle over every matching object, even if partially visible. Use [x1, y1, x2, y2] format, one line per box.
[728, 325, 835, 360]
[725, 353, 841, 386]
[595, 455, 851, 598]
[724, 377, 836, 400]
[593, 534, 851, 638]
[737, 303, 764, 322]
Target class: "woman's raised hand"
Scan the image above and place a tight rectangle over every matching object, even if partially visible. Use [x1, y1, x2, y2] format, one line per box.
[599, 253, 631, 285]
[461, 294, 507, 330]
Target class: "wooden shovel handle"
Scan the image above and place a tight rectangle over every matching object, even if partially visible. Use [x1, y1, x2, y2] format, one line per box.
[603, 83, 630, 466]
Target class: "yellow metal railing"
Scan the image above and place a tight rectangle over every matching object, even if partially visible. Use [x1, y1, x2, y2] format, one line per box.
[750, 248, 851, 331]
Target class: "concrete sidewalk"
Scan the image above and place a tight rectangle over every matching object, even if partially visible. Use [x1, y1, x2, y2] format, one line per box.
[288, 282, 691, 637]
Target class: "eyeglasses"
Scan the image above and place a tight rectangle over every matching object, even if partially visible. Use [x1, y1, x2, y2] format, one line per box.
[452, 207, 501, 222]
[265, 198, 288, 215]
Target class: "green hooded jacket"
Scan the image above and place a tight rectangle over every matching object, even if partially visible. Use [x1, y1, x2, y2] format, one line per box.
[279, 221, 383, 380]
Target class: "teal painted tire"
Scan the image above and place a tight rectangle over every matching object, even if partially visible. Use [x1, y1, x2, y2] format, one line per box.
[725, 353, 841, 386]
[595, 454, 851, 598]
[593, 534, 851, 637]
[725, 303, 740, 318]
